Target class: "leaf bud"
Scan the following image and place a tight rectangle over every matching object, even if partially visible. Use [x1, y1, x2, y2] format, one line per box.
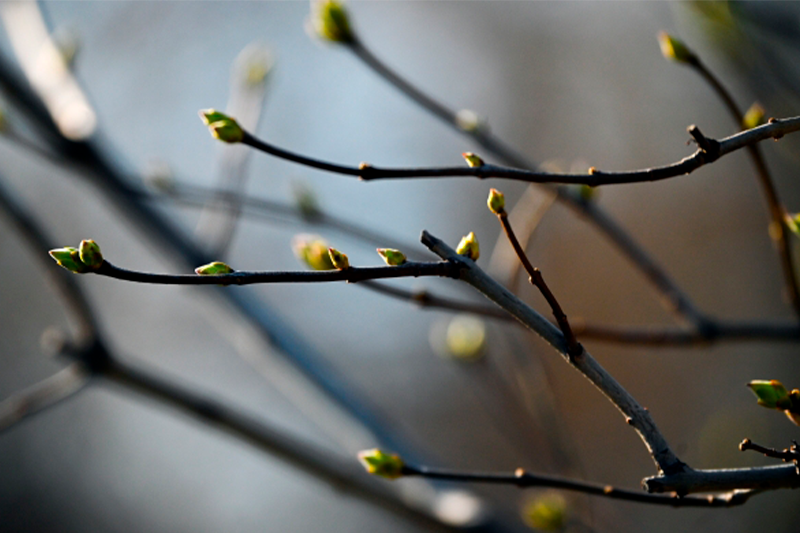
[748, 380, 792, 410]
[328, 247, 350, 270]
[195, 261, 235, 276]
[377, 248, 407, 266]
[293, 234, 335, 270]
[487, 188, 505, 215]
[462, 152, 484, 168]
[78, 239, 103, 269]
[198, 109, 244, 143]
[456, 232, 480, 261]
[742, 102, 765, 130]
[310, 1, 355, 44]
[657, 31, 696, 64]
[48, 247, 90, 274]
[357, 449, 405, 480]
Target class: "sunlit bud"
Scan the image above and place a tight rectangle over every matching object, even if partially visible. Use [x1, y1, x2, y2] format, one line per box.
[357, 449, 405, 480]
[293, 234, 335, 270]
[445, 314, 486, 362]
[657, 32, 696, 64]
[48, 247, 90, 274]
[456, 109, 481, 132]
[456, 232, 480, 261]
[742, 102, 765, 130]
[784, 213, 800, 236]
[748, 380, 792, 410]
[198, 109, 244, 143]
[522, 492, 568, 531]
[328, 247, 350, 270]
[311, 0, 355, 44]
[195, 261, 235, 276]
[377, 248, 407, 266]
[293, 182, 321, 220]
[487, 188, 505, 215]
[78, 239, 103, 269]
[462, 152, 484, 168]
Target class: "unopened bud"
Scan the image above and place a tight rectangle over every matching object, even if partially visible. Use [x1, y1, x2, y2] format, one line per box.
[748, 380, 792, 410]
[785, 213, 800, 236]
[293, 234, 335, 270]
[357, 449, 404, 479]
[48, 247, 90, 274]
[195, 261, 234, 276]
[657, 32, 696, 64]
[328, 247, 350, 270]
[377, 248, 407, 266]
[742, 102, 765, 130]
[456, 232, 480, 261]
[311, 0, 355, 44]
[78, 239, 103, 269]
[198, 109, 244, 143]
[487, 188, 505, 215]
[462, 152, 484, 168]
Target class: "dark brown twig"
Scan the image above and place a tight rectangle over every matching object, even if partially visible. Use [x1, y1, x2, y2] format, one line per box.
[740, 438, 800, 468]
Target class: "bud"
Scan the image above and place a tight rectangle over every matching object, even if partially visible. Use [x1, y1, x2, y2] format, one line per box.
[78, 239, 103, 269]
[311, 1, 355, 44]
[198, 109, 244, 143]
[445, 314, 486, 362]
[462, 152, 484, 168]
[455, 109, 481, 133]
[377, 248, 407, 266]
[293, 234, 335, 270]
[328, 247, 350, 270]
[456, 232, 480, 261]
[785, 213, 800, 236]
[357, 449, 405, 480]
[657, 32, 696, 64]
[48, 247, 90, 274]
[195, 261, 235, 276]
[521, 492, 567, 531]
[487, 188, 505, 215]
[748, 380, 792, 410]
[742, 102, 765, 130]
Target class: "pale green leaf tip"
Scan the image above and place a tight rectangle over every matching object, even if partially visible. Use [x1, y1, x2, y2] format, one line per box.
[747, 379, 791, 410]
[198, 109, 244, 143]
[487, 188, 505, 215]
[456, 232, 480, 261]
[657, 31, 695, 64]
[195, 261, 234, 276]
[49, 246, 90, 274]
[462, 152, 484, 168]
[78, 239, 103, 269]
[377, 248, 406, 266]
[357, 449, 404, 480]
[293, 234, 336, 270]
[328, 247, 350, 270]
[311, 0, 355, 44]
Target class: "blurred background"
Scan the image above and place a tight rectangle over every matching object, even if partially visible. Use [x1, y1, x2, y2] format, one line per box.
[1, 1, 800, 532]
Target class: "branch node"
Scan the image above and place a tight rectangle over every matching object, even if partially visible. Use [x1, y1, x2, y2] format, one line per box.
[687, 125, 720, 159]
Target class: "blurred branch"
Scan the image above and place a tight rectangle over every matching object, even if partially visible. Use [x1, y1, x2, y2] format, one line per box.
[238, 118, 800, 185]
[91, 259, 457, 286]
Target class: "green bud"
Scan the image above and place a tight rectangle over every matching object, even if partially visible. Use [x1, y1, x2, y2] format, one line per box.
[462, 152, 484, 168]
[198, 109, 244, 143]
[657, 32, 696, 64]
[377, 248, 407, 266]
[785, 213, 800, 236]
[328, 247, 350, 270]
[742, 102, 765, 130]
[48, 247, 90, 274]
[487, 188, 505, 215]
[78, 239, 103, 269]
[357, 449, 405, 480]
[293, 234, 335, 270]
[456, 232, 480, 261]
[522, 493, 567, 532]
[195, 261, 235, 276]
[311, 1, 355, 44]
[748, 380, 792, 410]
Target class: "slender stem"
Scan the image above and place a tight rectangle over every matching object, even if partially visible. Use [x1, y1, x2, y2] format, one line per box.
[401, 464, 754, 507]
[739, 438, 800, 465]
[690, 58, 800, 317]
[496, 209, 582, 357]
[92, 260, 458, 286]
[240, 117, 800, 186]
[421, 230, 687, 476]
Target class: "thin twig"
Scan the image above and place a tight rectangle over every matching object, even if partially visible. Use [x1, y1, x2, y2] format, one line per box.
[740, 438, 800, 466]
[239, 117, 800, 186]
[401, 464, 755, 508]
[420, 230, 687, 476]
[92, 260, 458, 286]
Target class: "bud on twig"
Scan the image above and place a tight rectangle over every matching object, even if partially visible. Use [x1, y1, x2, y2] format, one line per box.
[328, 247, 350, 270]
[78, 239, 103, 269]
[198, 109, 244, 143]
[357, 449, 404, 479]
[487, 188, 505, 215]
[377, 248, 407, 266]
[748, 380, 800, 426]
[195, 261, 235, 276]
[657, 32, 696, 64]
[293, 234, 336, 270]
[48, 247, 91, 274]
[462, 152, 484, 168]
[310, 0, 355, 44]
[456, 232, 480, 261]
